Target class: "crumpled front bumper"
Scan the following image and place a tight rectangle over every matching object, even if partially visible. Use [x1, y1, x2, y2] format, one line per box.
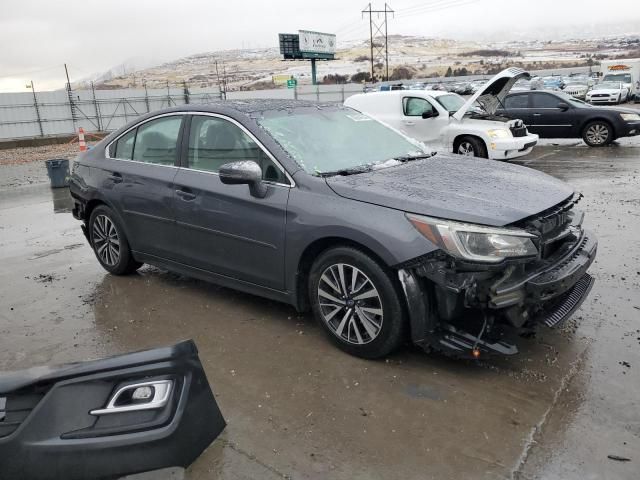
[489, 230, 597, 309]
[489, 133, 539, 160]
[401, 229, 598, 357]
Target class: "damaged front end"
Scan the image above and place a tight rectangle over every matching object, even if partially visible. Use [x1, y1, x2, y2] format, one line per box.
[399, 195, 597, 358]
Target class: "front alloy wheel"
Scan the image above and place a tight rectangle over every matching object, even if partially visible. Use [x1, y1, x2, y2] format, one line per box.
[457, 141, 476, 156]
[309, 246, 406, 359]
[317, 263, 384, 345]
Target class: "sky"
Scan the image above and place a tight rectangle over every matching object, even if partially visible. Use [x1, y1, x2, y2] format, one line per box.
[1, 0, 638, 92]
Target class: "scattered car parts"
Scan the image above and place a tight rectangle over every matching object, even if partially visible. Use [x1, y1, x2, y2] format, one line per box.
[0, 340, 225, 480]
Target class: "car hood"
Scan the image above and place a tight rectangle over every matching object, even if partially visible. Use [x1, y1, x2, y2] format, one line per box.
[453, 68, 531, 120]
[325, 154, 574, 227]
[588, 88, 621, 94]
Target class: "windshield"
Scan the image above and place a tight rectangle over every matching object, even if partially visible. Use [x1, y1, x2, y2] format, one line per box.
[594, 82, 621, 90]
[603, 73, 632, 83]
[434, 93, 466, 113]
[258, 108, 426, 175]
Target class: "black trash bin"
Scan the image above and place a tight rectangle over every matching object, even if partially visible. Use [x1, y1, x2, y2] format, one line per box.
[45, 159, 70, 188]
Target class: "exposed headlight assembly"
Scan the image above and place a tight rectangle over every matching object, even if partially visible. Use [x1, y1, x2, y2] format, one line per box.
[407, 214, 538, 263]
[620, 113, 640, 121]
[487, 128, 511, 139]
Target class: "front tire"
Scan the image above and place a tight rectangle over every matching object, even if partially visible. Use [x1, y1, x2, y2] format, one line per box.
[308, 247, 406, 359]
[89, 205, 142, 275]
[582, 120, 613, 147]
[454, 136, 488, 158]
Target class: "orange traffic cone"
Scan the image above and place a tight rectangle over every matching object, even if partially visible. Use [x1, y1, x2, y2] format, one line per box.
[78, 127, 87, 152]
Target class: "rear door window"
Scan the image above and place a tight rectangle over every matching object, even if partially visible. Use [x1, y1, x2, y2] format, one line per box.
[131, 116, 183, 166]
[504, 94, 529, 109]
[530, 93, 560, 109]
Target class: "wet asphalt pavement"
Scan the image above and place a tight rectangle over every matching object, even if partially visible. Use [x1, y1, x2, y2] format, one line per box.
[1, 137, 639, 480]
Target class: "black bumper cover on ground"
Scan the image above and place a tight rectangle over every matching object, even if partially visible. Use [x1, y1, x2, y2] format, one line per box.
[0, 340, 225, 480]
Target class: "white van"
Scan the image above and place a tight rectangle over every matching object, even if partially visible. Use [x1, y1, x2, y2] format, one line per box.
[345, 68, 538, 160]
[599, 59, 640, 100]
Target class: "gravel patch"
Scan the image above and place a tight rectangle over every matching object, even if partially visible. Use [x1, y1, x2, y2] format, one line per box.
[0, 143, 95, 190]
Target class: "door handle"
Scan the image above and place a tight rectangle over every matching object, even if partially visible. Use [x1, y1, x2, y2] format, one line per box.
[403, 121, 416, 126]
[108, 172, 123, 183]
[532, 113, 542, 116]
[176, 189, 196, 201]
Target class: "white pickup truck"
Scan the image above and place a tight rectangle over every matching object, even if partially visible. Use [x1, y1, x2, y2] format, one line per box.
[345, 68, 539, 160]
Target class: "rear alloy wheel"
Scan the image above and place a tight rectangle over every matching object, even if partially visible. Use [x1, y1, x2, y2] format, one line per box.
[455, 136, 488, 158]
[582, 121, 612, 147]
[309, 247, 406, 359]
[89, 205, 142, 275]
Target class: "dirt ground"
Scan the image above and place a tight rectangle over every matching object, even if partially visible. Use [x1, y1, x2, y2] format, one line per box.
[0, 136, 638, 480]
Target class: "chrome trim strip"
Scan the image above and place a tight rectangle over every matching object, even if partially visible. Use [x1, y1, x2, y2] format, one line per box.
[104, 110, 295, 188]
[90, 380, 173, 416]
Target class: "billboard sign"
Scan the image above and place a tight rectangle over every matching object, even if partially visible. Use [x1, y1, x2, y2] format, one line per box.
[298, 30, 336, 55]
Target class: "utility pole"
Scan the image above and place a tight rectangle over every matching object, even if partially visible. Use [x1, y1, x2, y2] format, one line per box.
[91, 81, 102, 132]
[64, 63, 77, 130]
[215, 61, 226, 100]
[28, 80, 44, 137]
[361, 3, 394, 83]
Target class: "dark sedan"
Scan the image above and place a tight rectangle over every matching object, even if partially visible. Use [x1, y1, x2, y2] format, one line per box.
[497, 90, 640, 146]
[70, 100, 597, 359]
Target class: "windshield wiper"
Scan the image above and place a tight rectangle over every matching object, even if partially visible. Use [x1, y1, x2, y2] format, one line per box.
[393, 152, 436, 162]
[317, 164, 374, 177]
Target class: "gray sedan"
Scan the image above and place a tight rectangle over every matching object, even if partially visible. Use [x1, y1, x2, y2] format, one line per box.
[70, 100, 597, 359]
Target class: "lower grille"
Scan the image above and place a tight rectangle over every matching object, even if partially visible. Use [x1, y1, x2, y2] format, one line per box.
[542, 274, 595, 328]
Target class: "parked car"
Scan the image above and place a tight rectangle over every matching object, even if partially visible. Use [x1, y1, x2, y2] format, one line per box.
[563, 81, 590, 100]
[498, 90, 640, 146]
[345, 68, 538, 159]
[511, 79, 532, 92]
[585, 81, 629, 104]
[70, 100, 598, 360]
[541, 76, 564, 90]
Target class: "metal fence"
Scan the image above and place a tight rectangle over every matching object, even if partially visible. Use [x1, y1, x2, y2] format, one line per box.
[0, 83, 372, 140]
[0, 86, 223, 140]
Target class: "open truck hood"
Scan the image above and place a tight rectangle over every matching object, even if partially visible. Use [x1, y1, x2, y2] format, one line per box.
[325, 153, 574, 227]
[453, 68, 531, 121]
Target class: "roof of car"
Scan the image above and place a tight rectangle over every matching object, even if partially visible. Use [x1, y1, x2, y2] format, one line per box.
[362, 89, 453, 98]
[149, 99, 340, 117]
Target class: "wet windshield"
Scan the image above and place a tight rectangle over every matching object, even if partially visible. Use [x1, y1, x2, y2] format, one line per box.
[258, 108, 426, 175]
[593, 82, 621, 90]
[602, 73, 632, 83]
[434, 93, 466, 113]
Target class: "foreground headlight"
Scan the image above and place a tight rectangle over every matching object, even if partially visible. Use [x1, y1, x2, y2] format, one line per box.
[406, 214, 538, 263]
[488, 129, 511, 139]
[621, 113, 640, 121]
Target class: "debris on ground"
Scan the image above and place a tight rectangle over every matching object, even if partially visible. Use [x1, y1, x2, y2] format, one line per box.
[607, 454, 631, 462]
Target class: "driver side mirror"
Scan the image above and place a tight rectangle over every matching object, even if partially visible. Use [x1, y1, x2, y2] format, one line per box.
[422, 110, 438, 119]
[557, 102, 570, 111]
[219, 160, 267, 198]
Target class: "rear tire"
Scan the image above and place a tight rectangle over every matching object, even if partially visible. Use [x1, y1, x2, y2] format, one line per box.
[582, 120, 613, 147]
[89, 205, 142, 275]
[308, 247, 406, 359]
[454, 136, 488, 158]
